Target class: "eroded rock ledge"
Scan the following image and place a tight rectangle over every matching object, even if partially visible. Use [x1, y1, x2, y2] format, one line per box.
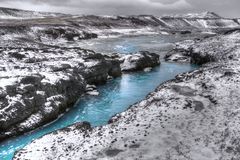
[14, 31, 240, 160]
[0, 46, 159, 141]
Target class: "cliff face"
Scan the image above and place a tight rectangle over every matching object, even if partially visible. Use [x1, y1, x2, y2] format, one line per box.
[0, 44, 161, 141]
[0, 47, 120, 141]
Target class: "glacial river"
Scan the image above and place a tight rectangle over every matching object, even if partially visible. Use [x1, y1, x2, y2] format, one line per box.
[0, 34, 198, 159]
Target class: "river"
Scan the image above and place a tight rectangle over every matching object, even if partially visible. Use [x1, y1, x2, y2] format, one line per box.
[0, 34, 198, 159]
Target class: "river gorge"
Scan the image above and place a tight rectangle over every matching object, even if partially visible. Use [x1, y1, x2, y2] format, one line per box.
[0, 7, 240, 160]
[0, 34, 198, 159]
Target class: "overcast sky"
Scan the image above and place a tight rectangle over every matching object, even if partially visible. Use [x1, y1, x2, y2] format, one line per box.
[0, 0, 239, 18]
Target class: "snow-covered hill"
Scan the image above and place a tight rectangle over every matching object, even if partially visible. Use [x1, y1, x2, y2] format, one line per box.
[162, 11, 221, 19]
[0, 9, 238, 48]
[0, 7, 66, 19]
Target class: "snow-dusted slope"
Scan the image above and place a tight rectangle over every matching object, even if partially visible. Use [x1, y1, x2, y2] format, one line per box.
[0, 7, 65, 19]
[0, 8, 238, 46]
[158, 12, 239, 30]
[237, 19, 240, 24]
[73, 13, 239, 31]
[163, 11, 221, 19]
[183, 18, 239, 28]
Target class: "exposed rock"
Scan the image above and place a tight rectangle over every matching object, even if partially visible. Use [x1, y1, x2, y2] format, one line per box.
[40, 27, 98, 41]
[143, 67, 152, 72]
[0, 44, 159, 141]
[164, 50, 191, 63]
[180, 30, 191, 34]
[0, 47, 122, 141]
[120, 51, 160, 72]
[171, 85, 196, 96]
[166, 31, 240, 64]
[86, 84, 97, 91]
[105, 148, 123, 157]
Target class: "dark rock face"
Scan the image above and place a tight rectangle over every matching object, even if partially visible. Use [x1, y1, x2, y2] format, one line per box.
[180, 30, 192, 34]
[0, 47, 123, 141]
[165, 31, 240, 65]
[0, 42, 160, 141]
[164, 48, 191, 63]
[105, 148, 123, 157]
[41, 27, 98, 41]
[120, 51, 160, 72]
[171, 85, 196, 96]
[104, 56, 122, 78]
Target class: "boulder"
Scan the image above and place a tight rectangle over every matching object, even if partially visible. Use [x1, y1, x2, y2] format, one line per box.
[121, 51, 160, 72]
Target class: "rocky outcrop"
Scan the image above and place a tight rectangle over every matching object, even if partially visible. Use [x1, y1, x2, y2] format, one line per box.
[0, 25, 99, 48]
[0, 45, 160, 141]
[0, 47, 122, 141]
[41, 27, 98, 41]
[103, 51, 160, 72]
[164, 48, 191, 63]
[165, 30, 240, 64]
[120, 51, 160, 72]
[14, 31, 240, 160]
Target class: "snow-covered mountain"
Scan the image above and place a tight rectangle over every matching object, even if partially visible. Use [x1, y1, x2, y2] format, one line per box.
[0, 7, 66, 19]
[162, 11, 221, 19]
[0, 7, 238, 30]
[0, 8, 238, 48]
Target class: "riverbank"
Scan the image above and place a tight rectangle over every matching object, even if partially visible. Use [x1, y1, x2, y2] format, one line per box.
[0, 62, 197, 160]
[14, 30, 240, 160]
[0, 45, 161, 141]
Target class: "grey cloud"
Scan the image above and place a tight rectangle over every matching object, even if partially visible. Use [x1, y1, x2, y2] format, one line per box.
[185, 0, 240, 17]
[0, 0, 239, 18]
[149, 0, 180, 5]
